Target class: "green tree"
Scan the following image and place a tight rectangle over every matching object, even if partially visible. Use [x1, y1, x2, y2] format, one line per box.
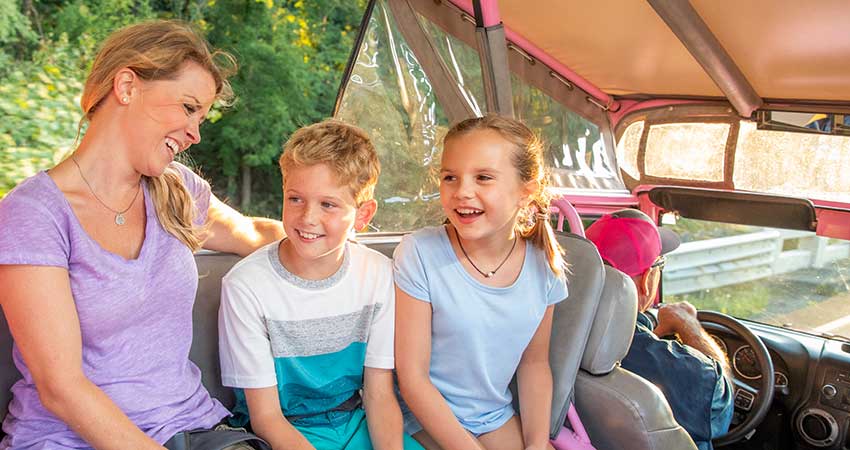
[0, 0, 158, 196]
[0, 0, 37, 74]
[0, 0, 366, 219]
[194, 0, 363, 215]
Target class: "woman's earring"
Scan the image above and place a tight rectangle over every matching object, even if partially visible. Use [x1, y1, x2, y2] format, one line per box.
[121, 96, 130, 104]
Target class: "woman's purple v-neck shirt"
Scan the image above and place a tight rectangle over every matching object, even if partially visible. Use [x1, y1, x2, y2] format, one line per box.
[0, 164, 228, 449]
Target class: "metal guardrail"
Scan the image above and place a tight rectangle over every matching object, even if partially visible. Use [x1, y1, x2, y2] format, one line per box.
[664, 230, 850, 295]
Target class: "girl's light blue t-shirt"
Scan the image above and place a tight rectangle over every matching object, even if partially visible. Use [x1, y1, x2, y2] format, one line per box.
[393, 226, 568, 435]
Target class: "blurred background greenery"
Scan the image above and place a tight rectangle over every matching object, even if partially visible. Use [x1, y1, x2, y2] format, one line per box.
[0, 0, 366, 218]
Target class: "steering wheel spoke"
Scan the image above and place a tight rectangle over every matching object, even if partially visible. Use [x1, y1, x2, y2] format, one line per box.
[733, 377, 758, 396]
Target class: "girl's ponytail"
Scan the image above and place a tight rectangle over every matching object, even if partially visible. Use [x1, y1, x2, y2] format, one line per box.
[520, 197, 567, 277]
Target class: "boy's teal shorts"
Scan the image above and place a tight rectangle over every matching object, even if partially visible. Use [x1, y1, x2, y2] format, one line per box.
[295, 408, 424, 450]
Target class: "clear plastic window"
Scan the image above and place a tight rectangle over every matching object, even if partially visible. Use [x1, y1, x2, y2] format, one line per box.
[615, 120, 643, 180]
[335, 0, 448, 232]
[645, 123, 728, 182]
[512, 77, 624, 192]
[734, 121, 850, 202]
[663, 217, 850, 337]
[335, 0, 625, 232]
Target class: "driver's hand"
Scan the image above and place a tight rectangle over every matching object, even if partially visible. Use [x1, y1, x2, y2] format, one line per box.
[654, 301, 700, 337]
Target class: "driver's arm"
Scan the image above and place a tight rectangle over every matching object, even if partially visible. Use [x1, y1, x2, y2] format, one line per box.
[654, 302, 733, 382]
[655, 302, 735, 436]
[709, 359, 735, 438]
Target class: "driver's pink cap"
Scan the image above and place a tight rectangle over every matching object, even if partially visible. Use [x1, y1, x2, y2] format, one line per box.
[585, 209, 680, 277]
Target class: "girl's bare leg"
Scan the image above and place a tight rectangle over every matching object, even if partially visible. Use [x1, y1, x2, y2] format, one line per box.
[412, 430, 444, 450]
[477, 415, 555, 450]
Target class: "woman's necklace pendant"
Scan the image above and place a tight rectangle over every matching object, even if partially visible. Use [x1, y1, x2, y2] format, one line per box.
[486, 271, 495, 278]
[115, 213, 126, 226]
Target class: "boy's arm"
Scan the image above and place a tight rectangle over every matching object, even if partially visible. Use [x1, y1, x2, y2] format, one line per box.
[244, 387, 315, 450]
[517, 305, 556, 450]
[395, 287, 486, 450]
[219, 277, 308, 450]
[363, 368, 403, 450]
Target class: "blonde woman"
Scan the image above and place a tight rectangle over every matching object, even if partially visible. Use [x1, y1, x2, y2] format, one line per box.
[0, 20, 283, 449]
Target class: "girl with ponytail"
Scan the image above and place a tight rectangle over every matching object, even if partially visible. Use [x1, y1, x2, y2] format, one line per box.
[394, 115, 568, 450]
[0, 20, 282, 449]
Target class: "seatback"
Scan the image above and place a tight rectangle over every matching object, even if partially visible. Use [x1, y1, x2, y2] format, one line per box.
[0, 309, 19, 432]
[0, 235, 605, 440]
[544, 233, 605, 436]
[190, 251, 244, 409]
[573, 266, 697, 450]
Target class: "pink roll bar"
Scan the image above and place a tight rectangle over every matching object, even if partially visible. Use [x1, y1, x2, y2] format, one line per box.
[449, 0, 618, 110]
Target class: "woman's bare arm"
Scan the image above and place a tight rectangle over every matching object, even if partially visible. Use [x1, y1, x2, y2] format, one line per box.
[0, 265, 164, 449]
[202, 195, 284, 257]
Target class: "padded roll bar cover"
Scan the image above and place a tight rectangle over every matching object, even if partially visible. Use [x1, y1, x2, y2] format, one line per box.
[0, 309, 20, 435]
[190, 251, 244, 410]
[546, 233, 606, 436]
[575, 369, 698, 450]
[647, 186, 817, 231]
[580, 266, 638, 375]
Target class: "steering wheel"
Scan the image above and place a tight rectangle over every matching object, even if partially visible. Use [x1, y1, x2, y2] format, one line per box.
[697, 311, 774, 447]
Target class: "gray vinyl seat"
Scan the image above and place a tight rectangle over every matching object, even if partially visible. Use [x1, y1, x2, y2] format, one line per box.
[574, 266, 698, 450]
[194, 233, 609, 433]
[544, 233, 605, 436]
[0, 233, 606, 433]
[0, 311, 18, 433]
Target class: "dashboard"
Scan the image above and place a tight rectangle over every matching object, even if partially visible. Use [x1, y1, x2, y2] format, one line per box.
[727, 341, 789, 388]
[704, 322, 850, 449]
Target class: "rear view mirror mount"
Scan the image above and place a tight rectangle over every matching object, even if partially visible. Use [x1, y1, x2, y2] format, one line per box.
[756, 110, 850, 137]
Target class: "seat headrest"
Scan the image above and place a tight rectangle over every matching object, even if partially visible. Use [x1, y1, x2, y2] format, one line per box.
[581, 266, 638, 375]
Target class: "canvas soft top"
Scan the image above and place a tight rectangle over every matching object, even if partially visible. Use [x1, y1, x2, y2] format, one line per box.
[477, 0, 850, 108]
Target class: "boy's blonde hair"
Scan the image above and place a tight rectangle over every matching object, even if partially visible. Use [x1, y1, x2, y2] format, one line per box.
[279, 120, 380, 205]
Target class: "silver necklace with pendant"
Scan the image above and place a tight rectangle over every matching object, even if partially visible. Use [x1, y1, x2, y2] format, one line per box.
[71, 156, 141, 226]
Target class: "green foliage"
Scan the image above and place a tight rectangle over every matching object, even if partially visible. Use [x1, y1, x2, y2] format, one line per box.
[0, 0, 159, 196]
[0, 34, 85, 196]
[668, 217, 756, 243]
[197, 0, 309, 177]
[50, 0, 155, 44]
[0, 1, 38, 76]
[192, 0, 364, 212]
[0, 0, 366, 218]
[667, 283, 771, 319]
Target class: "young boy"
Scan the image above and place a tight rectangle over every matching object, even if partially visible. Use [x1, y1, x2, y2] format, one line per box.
[218, 120, 421, 450]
